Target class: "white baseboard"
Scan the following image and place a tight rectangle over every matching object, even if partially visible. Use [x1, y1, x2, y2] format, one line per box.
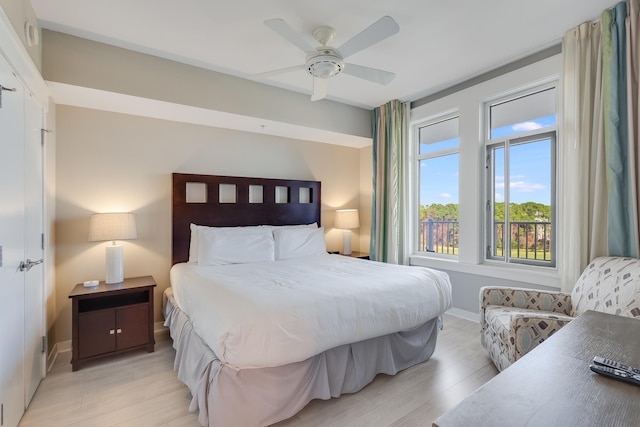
[46, 343, 59, 372]
[154, 321, 168, 334]
[57, 339, 72, 353]
[446, 307, 479, 323]
[47, 339, 71, 371]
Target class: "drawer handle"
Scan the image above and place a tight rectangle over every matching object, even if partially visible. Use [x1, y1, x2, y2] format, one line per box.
[117, 328, 122, 334]
[109, 329, 115, 335]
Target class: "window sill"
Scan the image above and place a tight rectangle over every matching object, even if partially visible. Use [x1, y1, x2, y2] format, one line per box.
[409, 254, 561, 289]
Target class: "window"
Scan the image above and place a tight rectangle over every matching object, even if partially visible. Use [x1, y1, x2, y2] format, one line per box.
[416, 115, 459, 256]
[485, 87, 557, 267]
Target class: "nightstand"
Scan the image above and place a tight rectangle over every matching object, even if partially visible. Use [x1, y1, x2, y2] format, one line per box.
[69, 276, 156, 371]
[342, 251, 370, 260]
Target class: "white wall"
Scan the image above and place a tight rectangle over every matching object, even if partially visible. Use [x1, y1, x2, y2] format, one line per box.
[410, 54, 563, 316]
[54, 105, 365, 344]
[0, 0, 41, 69]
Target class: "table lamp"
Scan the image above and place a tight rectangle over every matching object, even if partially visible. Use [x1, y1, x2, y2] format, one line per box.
[335, 209, 359, 255]
[89, 212, 137, 284]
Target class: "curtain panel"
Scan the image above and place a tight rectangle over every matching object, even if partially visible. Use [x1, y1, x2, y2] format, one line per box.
[561, 0, 640, 290]
[370, 100, 409, 264]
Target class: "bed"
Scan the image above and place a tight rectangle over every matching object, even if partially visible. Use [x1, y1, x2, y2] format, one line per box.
[165, 173, 452, 426]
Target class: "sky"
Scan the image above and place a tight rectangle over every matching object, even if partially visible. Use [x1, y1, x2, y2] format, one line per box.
[420, 115, 555, 206]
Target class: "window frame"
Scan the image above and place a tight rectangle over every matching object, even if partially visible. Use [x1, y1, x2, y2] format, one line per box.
[412, 111, 460, 259]
[406, 54, 562, 289]
[485, 130, 557, 267]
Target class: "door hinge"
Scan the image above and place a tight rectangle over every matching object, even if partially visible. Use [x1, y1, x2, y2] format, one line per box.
[42, 336, 47, 354]
[1, 402, 4, 425]
[486, 245, 491, 258]
[41, 233, 45, 250]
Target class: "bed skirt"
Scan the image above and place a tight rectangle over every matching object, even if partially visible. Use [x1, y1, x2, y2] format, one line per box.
[163, 288, 441, 427]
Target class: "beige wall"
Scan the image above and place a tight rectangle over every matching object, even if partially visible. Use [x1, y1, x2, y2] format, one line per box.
[54, 105, 366, 344]
[359, 145, 373, 252]
[42, 30, 371, 140]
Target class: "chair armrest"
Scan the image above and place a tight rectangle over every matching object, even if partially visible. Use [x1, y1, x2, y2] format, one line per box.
[510, 313, 573, 362]
[480, 286, 572, 324]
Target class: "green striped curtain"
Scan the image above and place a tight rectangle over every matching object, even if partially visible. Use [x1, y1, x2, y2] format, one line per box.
[602, 1, 639, 257]
[370, 100, 408, 263]
[561, 0, 640, 288]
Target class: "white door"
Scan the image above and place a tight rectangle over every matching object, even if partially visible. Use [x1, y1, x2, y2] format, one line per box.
[23, 91, 45, 406]
[0, 56, 26, 427]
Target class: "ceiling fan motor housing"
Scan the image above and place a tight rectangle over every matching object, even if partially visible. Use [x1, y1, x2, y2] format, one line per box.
[305, 49, 344, 78]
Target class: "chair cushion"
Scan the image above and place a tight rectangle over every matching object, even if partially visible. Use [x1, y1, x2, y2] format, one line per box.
[484, 305, 574, 366]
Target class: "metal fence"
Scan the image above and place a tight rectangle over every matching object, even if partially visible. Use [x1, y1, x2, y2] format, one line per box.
[419, 219, 459, 254]
[419, 219, 552, 261]
[493, 221, 552, 261]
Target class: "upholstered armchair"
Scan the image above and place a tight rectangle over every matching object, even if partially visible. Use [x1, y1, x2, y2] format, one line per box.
[480, 256, 640, 371]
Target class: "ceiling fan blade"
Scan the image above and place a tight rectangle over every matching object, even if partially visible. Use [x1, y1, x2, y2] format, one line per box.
[311, 76, 329, 101]
[343, 63, 396, 85]
[265, 18, 315, 54]
[337, 16, 399, 59]
[252, 64, 305, 79]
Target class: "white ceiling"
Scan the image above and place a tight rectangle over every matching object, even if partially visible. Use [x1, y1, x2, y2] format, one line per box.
[29, 0, 618, 110]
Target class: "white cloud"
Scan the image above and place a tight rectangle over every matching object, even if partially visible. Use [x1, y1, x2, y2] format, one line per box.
[495, 192, 504, 202]
[512, 122, 543, 131]
[439, 193, 451, 199]
[510, 181, 545, 192]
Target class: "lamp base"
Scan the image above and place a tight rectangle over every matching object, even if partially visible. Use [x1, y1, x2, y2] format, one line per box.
[105, 245, 124, 284]
[342, 230, 352, 255]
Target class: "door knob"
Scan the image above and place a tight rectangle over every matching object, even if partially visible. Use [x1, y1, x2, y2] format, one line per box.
[19, 258, 44, 272]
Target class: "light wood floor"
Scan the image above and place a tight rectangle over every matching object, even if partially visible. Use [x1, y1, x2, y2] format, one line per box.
[19, 314, 498, 426]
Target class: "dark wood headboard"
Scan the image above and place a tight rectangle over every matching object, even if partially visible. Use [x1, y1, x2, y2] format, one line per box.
[172, 173, 321, 264]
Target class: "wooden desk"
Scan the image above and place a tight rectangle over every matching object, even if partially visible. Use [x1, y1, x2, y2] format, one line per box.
[433, 310, 640, 427]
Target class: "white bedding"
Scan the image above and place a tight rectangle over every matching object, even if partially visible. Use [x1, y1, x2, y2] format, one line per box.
[170, 254, 452, 369]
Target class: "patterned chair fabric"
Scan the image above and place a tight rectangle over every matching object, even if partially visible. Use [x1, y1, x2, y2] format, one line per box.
[480, 256, 640, 371]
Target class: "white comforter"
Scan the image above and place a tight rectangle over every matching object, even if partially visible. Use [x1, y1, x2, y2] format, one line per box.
[170, 254, 452, 369]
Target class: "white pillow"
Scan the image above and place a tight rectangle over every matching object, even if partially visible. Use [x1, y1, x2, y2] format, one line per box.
[272, 222, 318, 230]
[188, 223, 200, 263]
[197, 226, 275, 266]
[188, 223, 316, 263]
[274, 227, 327, 260]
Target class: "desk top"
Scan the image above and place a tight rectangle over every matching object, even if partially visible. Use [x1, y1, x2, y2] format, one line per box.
[433, 310, 640, 427]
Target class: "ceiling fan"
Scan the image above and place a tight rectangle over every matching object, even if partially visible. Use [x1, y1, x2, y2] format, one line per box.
[255, 16, 400, 101]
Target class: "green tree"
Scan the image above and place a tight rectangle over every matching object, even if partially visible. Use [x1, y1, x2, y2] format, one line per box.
[420, 203, 459, 221]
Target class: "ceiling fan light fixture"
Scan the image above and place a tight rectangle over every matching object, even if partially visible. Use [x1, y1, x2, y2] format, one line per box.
[305, 53, 344, 78]
[260, 16, 399, 100]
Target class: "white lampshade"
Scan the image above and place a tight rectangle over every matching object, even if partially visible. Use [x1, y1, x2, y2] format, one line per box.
[89, 213, 137, 284]
[89, 213, 137, 242]
[335, 209, 360, 230]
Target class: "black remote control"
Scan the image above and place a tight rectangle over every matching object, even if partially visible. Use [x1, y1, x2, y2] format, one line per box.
[592, 356, 640, 376]
[590, 364, 640, 387]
